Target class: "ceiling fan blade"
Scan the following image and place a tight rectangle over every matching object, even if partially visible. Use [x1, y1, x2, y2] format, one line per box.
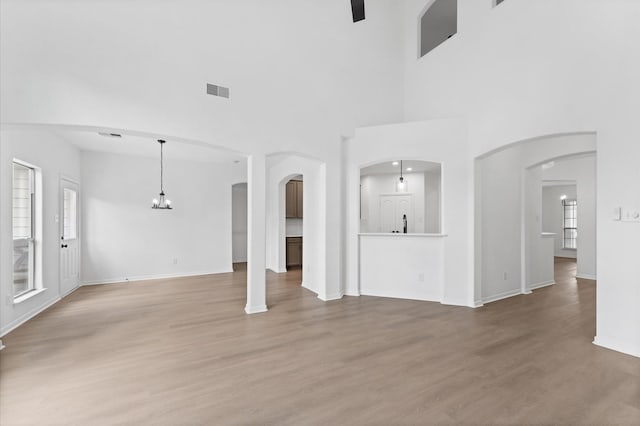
[351, 0, 365, 23]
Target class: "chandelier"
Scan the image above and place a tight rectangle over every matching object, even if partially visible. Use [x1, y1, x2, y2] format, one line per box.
[151, 139, 173, 209]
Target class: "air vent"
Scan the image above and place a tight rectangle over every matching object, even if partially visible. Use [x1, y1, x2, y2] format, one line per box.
[98, 132, 122, 138]
[207, 83, 230, 99]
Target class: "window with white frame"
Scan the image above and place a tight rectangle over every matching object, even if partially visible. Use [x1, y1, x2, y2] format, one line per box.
[562, 199, 577, 249]
[420, 0, 458, 58]
[13, 161, 36, 298]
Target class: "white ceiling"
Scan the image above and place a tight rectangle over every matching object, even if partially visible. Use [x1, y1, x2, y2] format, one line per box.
[57, 131, 246, 164]
[361, 160, 441, 176]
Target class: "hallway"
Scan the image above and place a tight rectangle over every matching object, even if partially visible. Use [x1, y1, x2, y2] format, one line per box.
[0, 261, 638, 425]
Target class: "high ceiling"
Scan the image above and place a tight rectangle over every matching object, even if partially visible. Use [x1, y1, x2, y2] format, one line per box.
[57, 131, 246, 164]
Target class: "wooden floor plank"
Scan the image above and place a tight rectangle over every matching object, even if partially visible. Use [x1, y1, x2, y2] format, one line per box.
[0, 258, 638, 425]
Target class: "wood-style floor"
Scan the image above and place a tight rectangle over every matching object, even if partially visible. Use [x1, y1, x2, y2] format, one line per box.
[1, 258, 638, 425]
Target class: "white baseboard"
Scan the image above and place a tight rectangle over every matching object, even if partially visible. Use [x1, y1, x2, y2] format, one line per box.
[0, 339, 4, 351]
[244, 304, 268, 314]
[344, 291, 361, 297]
[482, 288, 522, 304]
[440, 298, 472, 307]
[318, 293, 343, 302]
[361, 291, 439, 303]
[82, 269, 234, 286]
[530, 280, 555, 290]
[0, 296, 61, 337]
[576, 273, 597, 281]
[470, 300, 484, 308]
[593, 335, 640, 358]
[301, 282, 316, 294]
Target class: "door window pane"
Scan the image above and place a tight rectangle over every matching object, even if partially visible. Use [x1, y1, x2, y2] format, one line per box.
[63, 188, 77, 240]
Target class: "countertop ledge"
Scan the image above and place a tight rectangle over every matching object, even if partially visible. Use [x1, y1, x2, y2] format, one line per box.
[359, 233, 448, 238]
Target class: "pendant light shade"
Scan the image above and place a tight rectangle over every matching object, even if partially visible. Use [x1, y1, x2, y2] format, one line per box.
[152, 139, 173, 209]
[397, 160, 407, 192]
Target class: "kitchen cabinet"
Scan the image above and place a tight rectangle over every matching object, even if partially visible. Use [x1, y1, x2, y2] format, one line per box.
[286, 237, 303, 268]
[285, 180, 303, 218]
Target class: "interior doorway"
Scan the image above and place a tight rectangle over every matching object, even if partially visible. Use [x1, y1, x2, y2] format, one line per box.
[231, 183, 248, 270]
[284, 175, 303, 275]
[542, 182, 578, 284]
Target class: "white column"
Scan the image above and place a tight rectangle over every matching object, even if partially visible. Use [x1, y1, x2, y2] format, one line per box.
[245, 153, 267, 314]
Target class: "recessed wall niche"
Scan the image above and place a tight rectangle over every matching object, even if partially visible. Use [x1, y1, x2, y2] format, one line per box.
[419, 0, 457, 58]
[360, 160, 442, 234]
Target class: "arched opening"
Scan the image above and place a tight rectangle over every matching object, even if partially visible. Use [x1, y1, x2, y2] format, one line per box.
[474, 133, 597, 305]
[357, 158, 445, 301]
[265, 153, 329, 305]
[360, 160, 442, 234]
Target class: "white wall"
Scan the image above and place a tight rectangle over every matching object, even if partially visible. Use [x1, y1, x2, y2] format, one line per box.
[402, 0, 640, 357]
[542, 155, 597, 279]
[346, 119, 472, 306]
[360, 172, 425, 233]
[232, 183, 248, 263]
[542, 185, 577, 259]
[0, 129, 81, 336]
[81, 151, 233, 284]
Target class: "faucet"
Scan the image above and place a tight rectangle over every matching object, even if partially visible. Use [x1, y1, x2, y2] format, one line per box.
[403, 214, 408, 234]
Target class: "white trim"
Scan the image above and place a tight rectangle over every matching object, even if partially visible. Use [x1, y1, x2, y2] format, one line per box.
[361, 291, 439, 303]
[359, 233, 447, 238]
[482, 288, 523, 304]
[301, 282, 316, 294]
[344, 291, 361, 297]
[0, 339, 5, 351]
[530, 280, 555, 290]
[268, 267, 288, 274]
[244, 305, 268, 314]
[60, 283, 81, 298]
[440, 298, 472, 307]
[576, 273, 597, 281]
[1, 296, 61, 337]
[81, 269, 234, 286]
[470, 300, 484, 308]
[318, 293, 343, 302]
[593, 335, 640, 359]
[13, 287, 47, 304]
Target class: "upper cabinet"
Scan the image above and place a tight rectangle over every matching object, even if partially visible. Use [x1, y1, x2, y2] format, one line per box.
[286, 180, 303, 218]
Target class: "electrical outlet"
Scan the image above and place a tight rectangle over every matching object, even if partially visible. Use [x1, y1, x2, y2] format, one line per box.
[173, 258, 178, 265]
[503, 272, 508, 281]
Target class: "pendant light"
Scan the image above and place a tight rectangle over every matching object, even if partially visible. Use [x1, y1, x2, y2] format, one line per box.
[151, 139, 173, 209]
[397, 160, 407, 192]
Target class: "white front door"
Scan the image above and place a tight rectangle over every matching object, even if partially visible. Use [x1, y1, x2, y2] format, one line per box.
[60, 179, 80, 295]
